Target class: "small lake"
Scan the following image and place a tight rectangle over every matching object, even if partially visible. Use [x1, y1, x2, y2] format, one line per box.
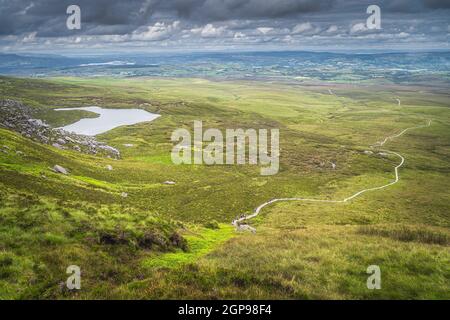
[54, 106, 160, 136]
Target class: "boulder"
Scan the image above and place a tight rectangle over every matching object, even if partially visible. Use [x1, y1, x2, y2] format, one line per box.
[56, 138, 66, 145]
[236, 224, 256, 233]
[53, 165, 69, 175]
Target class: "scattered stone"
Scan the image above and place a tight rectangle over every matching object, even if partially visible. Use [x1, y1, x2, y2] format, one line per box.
[121, 192, 128, 198]
[52, 143, 65, 150]
[28, 119, 48, 127]
[235, 224, 256, 233]
[65, 136, 76, 143]
[123, 144, 134, 147]
[106, 165, 113, 171]
[56, 138, 66, 145]
[98, 145, 120, 158]
[53, 165, 69, 175]
[330, 162, 336, 170]
[364, 150, 373, 155]
[163, 181, 176, 185]
[0, 99, 121, 159]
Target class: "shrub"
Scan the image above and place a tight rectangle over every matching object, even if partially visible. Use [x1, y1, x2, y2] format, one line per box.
[204, 220, 220, 230]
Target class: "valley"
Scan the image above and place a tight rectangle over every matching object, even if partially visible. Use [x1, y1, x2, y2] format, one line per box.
[0, 75, 449, 299]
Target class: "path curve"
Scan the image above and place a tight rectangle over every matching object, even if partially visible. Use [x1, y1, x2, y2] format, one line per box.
[232, 120, 432, 227]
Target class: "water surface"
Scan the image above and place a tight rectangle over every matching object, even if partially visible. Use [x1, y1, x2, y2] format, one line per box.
[55, 106, 160, 136]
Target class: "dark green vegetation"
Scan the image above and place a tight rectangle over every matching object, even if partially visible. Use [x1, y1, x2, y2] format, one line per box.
[0, 76, 449, 299]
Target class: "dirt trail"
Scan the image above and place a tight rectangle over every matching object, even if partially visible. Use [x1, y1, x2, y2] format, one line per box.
[232, 120, 432, 228]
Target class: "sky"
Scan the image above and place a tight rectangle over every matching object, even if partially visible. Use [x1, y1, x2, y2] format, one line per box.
[0, 0, 449, 54]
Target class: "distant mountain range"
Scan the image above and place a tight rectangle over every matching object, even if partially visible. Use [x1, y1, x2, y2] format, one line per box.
[1, 51, 449, 84]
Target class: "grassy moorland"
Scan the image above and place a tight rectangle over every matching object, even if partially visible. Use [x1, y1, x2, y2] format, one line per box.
[0, 76, 448, 299]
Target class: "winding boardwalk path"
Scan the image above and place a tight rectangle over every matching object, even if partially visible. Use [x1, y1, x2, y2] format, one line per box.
[232, 120, 432, 227]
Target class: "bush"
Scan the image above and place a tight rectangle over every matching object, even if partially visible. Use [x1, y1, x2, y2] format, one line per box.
[138, 231, 168, 250]
[204, 220, 220, 230]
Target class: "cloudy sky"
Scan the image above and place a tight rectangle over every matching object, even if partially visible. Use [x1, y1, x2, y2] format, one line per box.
[0, 0, 449, 53]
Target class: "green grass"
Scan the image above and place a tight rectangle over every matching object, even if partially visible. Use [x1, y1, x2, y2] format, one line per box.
[0, 75, 449, 299]
[143, 224, 235, 269]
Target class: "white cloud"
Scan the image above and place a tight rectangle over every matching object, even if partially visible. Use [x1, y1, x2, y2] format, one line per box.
[19, 3, 35, 15]
[257, 27, 274, 35]
[21, 32, 37, 43]
[350, 23, 367, 34]
[291, 22, 321, 35]
[325, 25, 338, 33]
[282, 35, 294, 43]
[292, 22, 313, 34]
[234, 32, 246, 39]
[132, 21, 180, 41]
[191, 24, 227, 38]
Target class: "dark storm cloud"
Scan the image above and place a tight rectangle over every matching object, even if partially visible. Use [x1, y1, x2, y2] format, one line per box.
[0, 0, 449, 52]
[384, 0, 450, 12]
[0, 0, 338, 37]
[0, 0, 449, 37]
[0, 0, 154, 36]
[424, 0, 450, 9]
[158, 0, 335, 21]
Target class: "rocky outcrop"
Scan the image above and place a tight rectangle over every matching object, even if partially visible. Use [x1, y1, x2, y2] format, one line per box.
[0, 99, 120, 159]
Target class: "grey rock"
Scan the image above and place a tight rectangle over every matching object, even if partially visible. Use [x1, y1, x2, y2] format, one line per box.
[52, 143, 65, 150]
[0, 99, 121, 160]
[56, 138, 66, 145]
[53, 165, 69, 175]
[236, 224, 256, 233]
